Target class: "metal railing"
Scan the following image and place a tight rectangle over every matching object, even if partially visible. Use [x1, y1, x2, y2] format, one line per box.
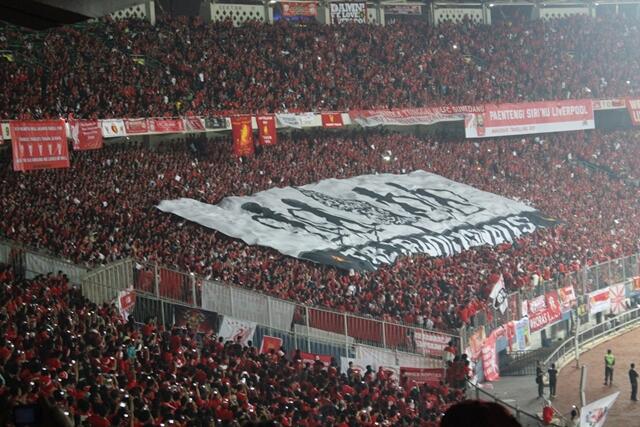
[544, 305, 640, 370]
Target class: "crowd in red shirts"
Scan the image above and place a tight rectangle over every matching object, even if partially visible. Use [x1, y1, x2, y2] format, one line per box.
[1, 14, 640, 119]
[0, 271, 465, 426]
[1, 128, 639, 331]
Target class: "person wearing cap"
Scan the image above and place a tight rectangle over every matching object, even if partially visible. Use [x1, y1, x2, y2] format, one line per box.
[604, 349, 615, 386]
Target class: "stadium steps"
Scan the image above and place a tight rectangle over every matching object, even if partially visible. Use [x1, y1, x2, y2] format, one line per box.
[498, 342, 563, 376]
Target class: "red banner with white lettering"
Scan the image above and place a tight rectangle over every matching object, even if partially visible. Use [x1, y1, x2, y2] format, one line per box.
[69, 118, 103, 151]
[231, 115, 255, 156]
[257, 115, 277, 146]
[299, 351, 331, 367]
[321, 112, 344, 128]
[527, 291, 563, 333]
[400, 367, 445, 388]
[281, 1, 318, 16]
[350, 105, 481, 127]
[626, 98, 640, 125]
[10, 120, 70, 171]
[481, 332, 499, 382]
[148, 118, 185, 134]
[465, 99, 595, 138]
[124, 118, 149, 134]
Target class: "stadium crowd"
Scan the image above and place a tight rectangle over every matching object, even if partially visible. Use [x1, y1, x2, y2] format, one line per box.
[0, 272, 465, 426]
[1, 14, 640, 119]
[1, 128, 639, 331]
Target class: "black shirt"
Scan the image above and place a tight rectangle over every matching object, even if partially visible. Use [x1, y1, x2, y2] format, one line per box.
[630, 368, 638, 384]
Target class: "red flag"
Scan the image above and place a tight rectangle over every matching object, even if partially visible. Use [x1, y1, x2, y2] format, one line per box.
[321, 112, 344, 128]
[183, 116, 206, 132]
[259, 336, 283, 354]
[70, 117, 103, 151]
[10, 120, 70, 171]
[124, 118, 149, 135]
[257, 115, 277, 146]
[148, 118, 184, 134]
[231, 115, 255, 156]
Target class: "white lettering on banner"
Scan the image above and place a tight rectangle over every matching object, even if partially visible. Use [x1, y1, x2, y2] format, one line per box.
[414, 329, 450, 357]
[218, 316, 257, 346]
[158, 171, 555, 272]
[330, 2, 367, 24]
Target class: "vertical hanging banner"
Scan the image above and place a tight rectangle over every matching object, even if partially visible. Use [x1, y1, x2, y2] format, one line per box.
[481, 332, 499, 382]
[626, 99, 640, 125]
[330, 1, 367, 24]
[116, 288, 136, 321]
[465, 99, 595, 138]
[10, 120, 70, 171]
[321, 112, 344, 128]
[609, 283, 626, 315]
[70, 118, 103, 151]
[257, 115, 277, 146]
[231, 115, 255, 156]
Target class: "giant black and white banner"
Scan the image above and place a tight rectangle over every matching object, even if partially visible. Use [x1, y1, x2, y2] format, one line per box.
[330, 2, 367, 24]
[158, 171, 555, 271]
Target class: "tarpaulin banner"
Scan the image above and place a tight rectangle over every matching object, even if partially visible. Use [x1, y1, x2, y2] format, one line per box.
[626, 98, 640, 125]
[257, 115, 277, 146]
[218, 316, 256, 346]
[558, 285, 577, 310]
[260, 336, 283, 354]
[468, 328, 486, 361]
[158, 170, 556, 271]
[330, 1, 367, 24]
[545, 290, 563, 323]
[10, 120, 70, 171]
[527, 291, 562, 333]
[481, 333, 499, 382]
[589, 287, 611, 315]
[231, 115, 255, 156]
[275, 112, 317, 128]
[148, 118, 185, 134]
[101, 119, 126, 138]
[183, 116, 206, 132]
[349, 106, 481, 127]
[124, 118, 149, 134]
[609, 283, 626, 315]
[465, 99, 595, 138]
[581, 392, 619, 427]
[413, 329, 451, 357]
[384, 4, 422, 14]
[281, 1, 318, 16]
[321, 112, 344, 128]
[592, 99, 626, 111]
[400, 367, 444, 387]
[204, 116, 228, 130]
[70, 118, 103, 151]
[515, 318, 530, 351]
[174, 305, 218, 334]
[116, 288, 136, 321]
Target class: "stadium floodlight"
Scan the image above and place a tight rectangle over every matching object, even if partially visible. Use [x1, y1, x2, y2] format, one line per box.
[489, 3, 495, 7]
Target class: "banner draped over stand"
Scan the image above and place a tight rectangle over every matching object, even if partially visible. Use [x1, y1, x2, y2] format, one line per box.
[158, 170, 556, 271]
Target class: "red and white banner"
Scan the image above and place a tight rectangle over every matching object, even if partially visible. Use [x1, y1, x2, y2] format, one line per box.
[414, 329, 451, 357]
[183, 116, 206, 132]
[558, 285, 577, 310]
[281, 1, 318, 16]
[321, 112, 344, 128]
[10, 120, 70, 171]
[489, 274, 508, 314]
[124, 118, 149, 135]
[350, 106, 481, 127]
[69, 118, 103, 151]
[609, 283, 626, 315]
[626, 98, 640, 125]
[581, 392, 619, 427]
[148, 118, 184, 134]
[101, 119, 126, 138]
[173, 306, 218, 334]
[116, 288, 136, 321]
[481, 333, 499, 382]
[545, 290, 563, 323]
[589, 287, 611, 315]
[465, 99, 595, 138]
[593, 99, 626, 111]
[260, 336, 283, 354]
[527, 291, 563, 333]
[231, 115, 255, 156]
[217, 316, 256, 346]
[257, 115, 277, 146]
[384, 4, 422, 14]
[400, 367, 444, 387]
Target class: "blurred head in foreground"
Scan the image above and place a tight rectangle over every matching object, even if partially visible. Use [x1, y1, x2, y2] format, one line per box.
[441, 400, 523, 427]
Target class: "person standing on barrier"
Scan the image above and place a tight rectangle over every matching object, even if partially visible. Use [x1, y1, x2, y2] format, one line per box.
[629, 363, 638, 401]
[604, 349, 615, 386]
[548, 363, 558, 398]
[536, 360, 545, 399]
